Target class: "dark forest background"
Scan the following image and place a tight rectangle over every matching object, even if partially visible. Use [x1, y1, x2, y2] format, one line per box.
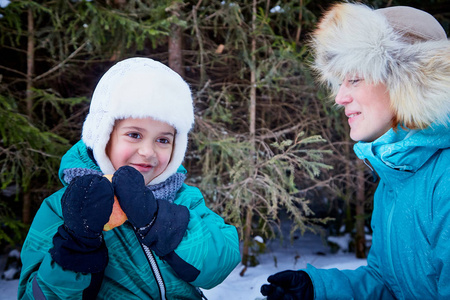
[0, 0, 449, 268]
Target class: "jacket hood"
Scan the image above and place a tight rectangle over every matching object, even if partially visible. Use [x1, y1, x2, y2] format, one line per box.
[354, 118, 450, 175]
[58, 141, 100, 186]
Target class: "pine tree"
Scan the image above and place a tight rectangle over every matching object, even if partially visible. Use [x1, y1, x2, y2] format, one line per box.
[0, 0, 175, 248]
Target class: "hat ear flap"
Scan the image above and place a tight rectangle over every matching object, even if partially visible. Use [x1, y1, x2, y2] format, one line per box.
[388, 42, 450, 129]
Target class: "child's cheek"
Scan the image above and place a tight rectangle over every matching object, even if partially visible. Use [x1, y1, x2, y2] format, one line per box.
[119, 147, 135, 164]
[156, 152, 171, 172]
[113, 144, 135, 167]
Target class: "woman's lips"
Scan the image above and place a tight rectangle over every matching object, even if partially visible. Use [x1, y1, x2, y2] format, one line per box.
[346, 111, 361, 124]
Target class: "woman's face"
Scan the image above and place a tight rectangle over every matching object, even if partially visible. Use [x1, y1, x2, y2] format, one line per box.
[335, 75, 394, 142]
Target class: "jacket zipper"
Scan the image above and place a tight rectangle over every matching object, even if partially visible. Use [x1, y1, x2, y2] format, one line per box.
[363, 159, 378, 182]
[386, 195, 403, 299]
[141, 243, 167, 300]
[141, 243, 207, 300]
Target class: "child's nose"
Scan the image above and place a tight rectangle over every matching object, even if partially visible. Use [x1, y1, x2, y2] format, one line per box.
[138, 143, 155, 158]
[335, 84, 352, 106]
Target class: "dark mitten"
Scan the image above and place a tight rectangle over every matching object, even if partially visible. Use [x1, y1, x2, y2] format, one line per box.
[261, 270, 314, 300]
[139, 199, 189, 257]
[50, 174, 114, 273]
[112, 166, 158, 229]
[113, 166, 189, 257]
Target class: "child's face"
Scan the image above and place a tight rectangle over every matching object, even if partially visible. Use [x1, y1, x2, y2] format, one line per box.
[106, 117, 175, 185]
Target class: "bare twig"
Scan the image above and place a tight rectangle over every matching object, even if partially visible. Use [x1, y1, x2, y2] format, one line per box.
[33, 41, 87, 82]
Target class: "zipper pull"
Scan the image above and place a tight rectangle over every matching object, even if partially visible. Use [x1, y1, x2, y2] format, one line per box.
[363, 159, 379, 183]
[197, 288, 209, 300]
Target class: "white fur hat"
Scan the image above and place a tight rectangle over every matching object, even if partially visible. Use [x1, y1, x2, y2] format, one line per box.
[82, 57, 194, 185]
[310, 3, 450, 129]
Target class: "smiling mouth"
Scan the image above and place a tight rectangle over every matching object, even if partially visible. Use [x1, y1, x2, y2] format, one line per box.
[347, 112, 361, 118]
[131, 163, 153, 171]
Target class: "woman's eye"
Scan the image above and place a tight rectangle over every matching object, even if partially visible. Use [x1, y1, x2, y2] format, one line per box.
[127, 132, 141, 139]
[348, 79, 361, 85]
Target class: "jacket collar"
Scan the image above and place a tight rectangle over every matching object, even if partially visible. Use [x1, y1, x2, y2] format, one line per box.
[354, 122, 449, 179]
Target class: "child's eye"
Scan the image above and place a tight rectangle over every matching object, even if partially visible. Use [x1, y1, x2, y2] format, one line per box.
[127, 132, 141, 139]
[157, 138, 170, 144]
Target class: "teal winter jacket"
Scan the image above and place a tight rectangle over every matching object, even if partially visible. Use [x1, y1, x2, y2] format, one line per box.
[304, 121, 450, 299]
[18, 141, 241, 299]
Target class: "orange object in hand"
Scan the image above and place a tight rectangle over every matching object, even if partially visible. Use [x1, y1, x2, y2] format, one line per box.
[103, 174, 128, 231]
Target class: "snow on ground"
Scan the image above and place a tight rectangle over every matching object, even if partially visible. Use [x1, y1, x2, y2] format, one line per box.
[202, 231, 367, 300]
[0, 277, 18, 299]
[1, 231, 366, 300]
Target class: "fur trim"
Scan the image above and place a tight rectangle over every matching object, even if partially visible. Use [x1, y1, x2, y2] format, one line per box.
[82, 58, 194, 185]
[310, 3, 450, 129]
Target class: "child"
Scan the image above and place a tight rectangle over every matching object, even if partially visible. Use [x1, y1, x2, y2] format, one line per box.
[18, 57, 241, 299]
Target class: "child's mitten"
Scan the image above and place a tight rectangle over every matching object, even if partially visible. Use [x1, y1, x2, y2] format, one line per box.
[113, 166, 189, 257]
[50, 174, 114, 273]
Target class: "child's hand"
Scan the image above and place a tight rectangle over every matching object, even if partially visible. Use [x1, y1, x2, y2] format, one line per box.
[112, 166, 158, 229]
[50, 174, 114, 273]
[62, 174, 114, 238]
[113, 165, 189, 257]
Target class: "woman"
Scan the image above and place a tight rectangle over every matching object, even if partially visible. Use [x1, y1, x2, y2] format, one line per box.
[261, 2, 450, 299]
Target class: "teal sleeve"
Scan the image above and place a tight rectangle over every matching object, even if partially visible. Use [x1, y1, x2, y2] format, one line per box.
[18, 189, 92, 299]
[303, 240, 395, 300]
[173, 187, 241, 289]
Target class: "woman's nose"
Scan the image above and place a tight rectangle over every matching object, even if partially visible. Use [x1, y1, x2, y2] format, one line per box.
[335, 84, 352, 106]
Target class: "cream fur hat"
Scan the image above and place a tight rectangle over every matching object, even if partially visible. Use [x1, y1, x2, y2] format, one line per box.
[310, 2, 450, 129]
[82, 57, 194, 185]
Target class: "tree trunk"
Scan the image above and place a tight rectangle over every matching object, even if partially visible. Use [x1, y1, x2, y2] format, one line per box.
[240, 208, 253, 276]
[26, 7, 34, 117]
[168, 23, 183, 76]
[23, 7, 35, 224]
[192, 1, 206, 85]
[249, 0, 256, 142]
[168, 2, 184, 77]
[342, 117, 353, 233]
[241, 0, 258, 276]
[22, 193, 31, 225]
[355, 159, 367, 258]
[295, 0, 303, 45]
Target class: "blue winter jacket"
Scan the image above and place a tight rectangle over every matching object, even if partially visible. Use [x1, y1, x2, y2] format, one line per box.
[304, 121, 450, 299]
[18, 141, 241, 299]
